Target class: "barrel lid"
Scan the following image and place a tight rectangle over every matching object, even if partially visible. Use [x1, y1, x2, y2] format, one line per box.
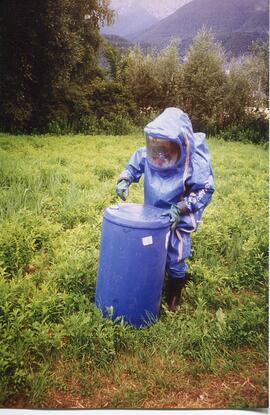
[103, 203, 170, 229]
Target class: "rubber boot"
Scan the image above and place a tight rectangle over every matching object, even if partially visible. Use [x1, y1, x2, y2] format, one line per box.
[167, 276, 187, 312]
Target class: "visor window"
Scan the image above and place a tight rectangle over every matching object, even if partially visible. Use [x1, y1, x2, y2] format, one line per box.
[146, 136, 181, 168]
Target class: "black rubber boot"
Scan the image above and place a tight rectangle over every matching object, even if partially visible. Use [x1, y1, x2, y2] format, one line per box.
[167, 276, 188, 312]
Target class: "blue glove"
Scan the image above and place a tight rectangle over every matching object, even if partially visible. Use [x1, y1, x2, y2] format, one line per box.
[161, 202, 188, 231]
[116, 179, 129, 201]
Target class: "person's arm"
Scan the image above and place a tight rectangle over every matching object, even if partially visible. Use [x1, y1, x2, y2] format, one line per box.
[116, 147, 146, 201]
[117, 147, 146, 184]
[162, 152, 214, 230]
[182, 151, 214, 213]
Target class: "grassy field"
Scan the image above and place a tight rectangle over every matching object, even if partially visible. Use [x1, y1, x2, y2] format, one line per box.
[0, 132, 268, 409]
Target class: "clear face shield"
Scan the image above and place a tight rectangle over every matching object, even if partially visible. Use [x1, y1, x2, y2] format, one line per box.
[145, 135, 181, 168]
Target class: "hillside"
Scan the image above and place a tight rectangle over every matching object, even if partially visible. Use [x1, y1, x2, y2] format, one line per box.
[101, 0, 192, 39]
[100, 5, 158, 38]
[131, 0, 269, 55]
[106, 0, 192, 20]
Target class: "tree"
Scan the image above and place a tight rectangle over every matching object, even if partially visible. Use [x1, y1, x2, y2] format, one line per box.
[101, 40, 123, 81]
[88, 78, 136, 119]
[223, 59, 252, 124]
[241, 40, 269, 109]
[119, 41, 184, 113]
[155, 39, 183, 109]
[182, 28, 227, 130]
[120, 46, 161, 111]
[0, 0, 113, 132]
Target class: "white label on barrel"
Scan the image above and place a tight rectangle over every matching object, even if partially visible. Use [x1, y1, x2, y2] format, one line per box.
[142, 236, 153, 246]
[165, 231, 170, 249]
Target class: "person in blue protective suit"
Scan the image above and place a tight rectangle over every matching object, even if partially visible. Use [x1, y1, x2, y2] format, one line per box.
[116, 107, 214, 311]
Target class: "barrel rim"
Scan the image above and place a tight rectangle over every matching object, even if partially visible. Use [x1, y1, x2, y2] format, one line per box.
[103, 203, 170, 230]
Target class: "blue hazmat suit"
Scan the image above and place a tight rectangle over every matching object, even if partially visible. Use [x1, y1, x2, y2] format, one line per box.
[118, 107, 214, 279]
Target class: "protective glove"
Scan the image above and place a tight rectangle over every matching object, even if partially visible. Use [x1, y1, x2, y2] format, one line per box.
[116, 179, 129, 201]
[161, 203, 188, 231]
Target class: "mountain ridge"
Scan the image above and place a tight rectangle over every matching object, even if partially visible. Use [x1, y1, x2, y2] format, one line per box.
[131, 0, 269, 46]
[101, 5, 158, 38]
[101, 0, 192, 38]
[107, 0, 191, 20]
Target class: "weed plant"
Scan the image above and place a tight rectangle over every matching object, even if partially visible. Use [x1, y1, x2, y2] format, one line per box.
[0, 133, 268, 406]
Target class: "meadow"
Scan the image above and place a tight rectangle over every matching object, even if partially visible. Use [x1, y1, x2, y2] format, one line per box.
[0, 132, 268, 409]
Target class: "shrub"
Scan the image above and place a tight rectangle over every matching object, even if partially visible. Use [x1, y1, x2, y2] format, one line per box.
[78, 114, 101, 135]
[47, 119, 71, 135]
[78, 113, 136, 135]
[218, 112, 269, 144]
[88, 78, 136, 119]
[99, 113, 135, 135]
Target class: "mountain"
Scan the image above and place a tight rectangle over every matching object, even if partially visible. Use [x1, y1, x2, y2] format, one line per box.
[107, 0, 192, 20]
[131, 0, 269, 56]
[101, 0, 191, 39]
[101, 5, 158, 38]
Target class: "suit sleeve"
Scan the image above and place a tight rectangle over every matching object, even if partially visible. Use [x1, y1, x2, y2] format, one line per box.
[182, 152, 215, 213]
[117, 147, 146, 184]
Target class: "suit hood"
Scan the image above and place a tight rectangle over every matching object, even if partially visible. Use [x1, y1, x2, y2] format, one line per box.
[144, 107, 196, 156]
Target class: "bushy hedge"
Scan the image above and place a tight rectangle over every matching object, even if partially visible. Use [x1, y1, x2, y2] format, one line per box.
[216, 113, 269, 144]
[1, 25, 268, 143]
[47, 113, 137, 136]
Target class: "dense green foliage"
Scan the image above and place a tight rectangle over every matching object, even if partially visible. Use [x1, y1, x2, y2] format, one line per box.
[0, 0, 113, 132]
[116, 30, 268, 138]
[0, 7, 268, 141]
[0, 133, 268, 406]
[181, 30, 227, 129]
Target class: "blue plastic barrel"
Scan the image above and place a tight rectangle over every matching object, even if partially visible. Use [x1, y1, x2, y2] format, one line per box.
[95, 203, 170, 327]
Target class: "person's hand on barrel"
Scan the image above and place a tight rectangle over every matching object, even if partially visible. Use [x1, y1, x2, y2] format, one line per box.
[116, 179, 129, 201]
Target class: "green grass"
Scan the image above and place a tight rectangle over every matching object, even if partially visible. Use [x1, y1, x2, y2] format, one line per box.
[0, 133, 268, 408]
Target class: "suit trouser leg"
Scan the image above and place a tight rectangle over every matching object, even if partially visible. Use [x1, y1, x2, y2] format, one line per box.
[165, 229, 191, 310]
[166, 229, 191, 279]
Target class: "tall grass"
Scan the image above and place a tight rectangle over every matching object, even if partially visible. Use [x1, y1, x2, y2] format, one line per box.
[0, 133, 268, 407]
